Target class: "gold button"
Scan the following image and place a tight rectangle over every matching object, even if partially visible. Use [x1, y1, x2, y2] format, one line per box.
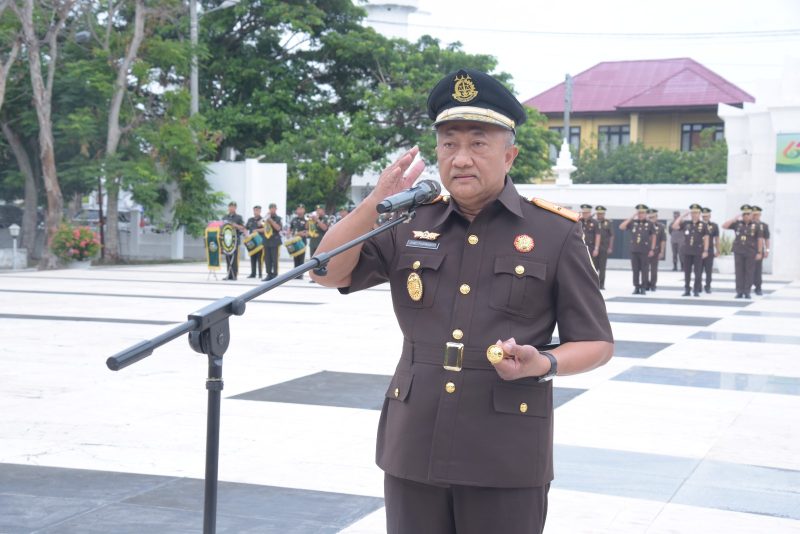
[394, 387, 400, 398]
[467, 234, 479, 245]
[445, 382, 456, 394]
[459, 284, 471, 295]
[519, 402, 528, 413]
[412, 260, 421, 270]
[452, 329, 464, 340]
[515, 265, 525, 275]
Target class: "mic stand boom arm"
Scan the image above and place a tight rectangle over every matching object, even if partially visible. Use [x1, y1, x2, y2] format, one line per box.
[106, 209, 416, 534]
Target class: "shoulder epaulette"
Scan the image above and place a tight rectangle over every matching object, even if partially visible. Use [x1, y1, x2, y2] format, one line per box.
[527, 197, 579, 222]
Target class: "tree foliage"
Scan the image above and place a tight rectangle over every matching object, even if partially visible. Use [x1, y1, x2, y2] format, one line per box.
[573, 129, 727, 184]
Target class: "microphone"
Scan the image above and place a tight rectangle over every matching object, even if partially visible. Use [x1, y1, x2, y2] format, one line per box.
[376, 179, 442, 214]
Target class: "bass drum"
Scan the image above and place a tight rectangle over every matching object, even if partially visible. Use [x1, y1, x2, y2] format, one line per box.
[283, 236, 307, 258]
[220, 223, 238, 256]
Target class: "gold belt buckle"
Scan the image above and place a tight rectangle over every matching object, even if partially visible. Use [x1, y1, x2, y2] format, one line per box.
[443, 342, 464, 372]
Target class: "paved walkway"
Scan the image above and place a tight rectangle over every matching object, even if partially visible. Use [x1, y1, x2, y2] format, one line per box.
[1, 261, 798, 533]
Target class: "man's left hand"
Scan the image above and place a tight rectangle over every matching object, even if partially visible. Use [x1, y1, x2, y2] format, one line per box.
[491, 338, 551, 381]
[702, 251, 708, 259]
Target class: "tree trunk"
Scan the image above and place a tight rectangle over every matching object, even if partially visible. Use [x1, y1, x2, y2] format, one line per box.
[17, 0, 73, 269]
[1, 121, 38, 261]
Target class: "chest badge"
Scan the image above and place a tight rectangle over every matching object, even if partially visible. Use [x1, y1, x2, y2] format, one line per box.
[412, 230, 440, 241]
[514, 234, 535, 253]
[407, 272, 423, 302]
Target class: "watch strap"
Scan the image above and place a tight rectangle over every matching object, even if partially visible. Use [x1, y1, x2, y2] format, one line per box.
[537, 350, 558, 382]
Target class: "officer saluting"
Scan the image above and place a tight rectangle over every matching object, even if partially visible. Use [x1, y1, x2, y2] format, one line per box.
[723, 204, 763, 299]
[646, 208, 666, 291]
[310, 68, 613, 534]
[671, 204, 709, 296]
[619, 204, 656, 294]
[579, 204, 598, 254]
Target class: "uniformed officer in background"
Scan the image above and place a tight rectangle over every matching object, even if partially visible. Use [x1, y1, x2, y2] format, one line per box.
[245, 205, 264, 279]
[308, 204, 332, 257]
[311, 68, 613, 534]
[262, 202, 283, 281]
[671, 204, 709, 297]
[723, 204, 763, 299]
[289, 203, 309, 279]
[619, 204, 656, 294]
[752, 206, 770, 295]
[221, 201, 245, 280]
[669, 210, 684, 271]
[594, 205, 614, 290]
[579, 204, 598, 254]
[646, 208, 666, 291]
[701, 207, 720, 293]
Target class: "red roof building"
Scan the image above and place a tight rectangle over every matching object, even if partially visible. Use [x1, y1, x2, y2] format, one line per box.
[524, 58, 754, 154]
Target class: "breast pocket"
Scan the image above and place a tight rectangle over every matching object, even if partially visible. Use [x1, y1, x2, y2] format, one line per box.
[394, 253, 445, 308]
[489, 256, 548, 318]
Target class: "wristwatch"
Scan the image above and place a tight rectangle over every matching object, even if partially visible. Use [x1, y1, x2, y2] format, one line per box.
[537, 351, 558, 382]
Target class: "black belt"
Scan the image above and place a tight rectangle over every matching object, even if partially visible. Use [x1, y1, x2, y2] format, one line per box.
[402, 339, 559, 371]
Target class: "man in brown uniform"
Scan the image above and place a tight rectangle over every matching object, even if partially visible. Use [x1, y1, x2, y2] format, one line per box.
[579, 204, 599, 255]
[724, 205, 763, 299]
[619, 204, 656, 295]
[671, 204, 709, 297]
[311, 69, 614, 534]
[752, 206, 770, 295]
[646, 208, 666, 291]
[594, 205, 613, 290]
[701, 207, 720, 293]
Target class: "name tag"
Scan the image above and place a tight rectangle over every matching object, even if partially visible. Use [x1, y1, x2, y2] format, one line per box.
[406, 239, 440, 250]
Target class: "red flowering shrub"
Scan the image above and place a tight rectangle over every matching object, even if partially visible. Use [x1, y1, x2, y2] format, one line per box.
[51, 224, 101, 262]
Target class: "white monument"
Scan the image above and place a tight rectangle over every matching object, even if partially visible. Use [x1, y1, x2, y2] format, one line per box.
[552, 139, 576, 187]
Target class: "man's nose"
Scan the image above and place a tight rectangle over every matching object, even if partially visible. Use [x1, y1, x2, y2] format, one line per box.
[452, 147, 473, 167]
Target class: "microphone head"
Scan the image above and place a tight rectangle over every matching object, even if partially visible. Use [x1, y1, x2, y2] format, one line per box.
[418, 179, 442, 197]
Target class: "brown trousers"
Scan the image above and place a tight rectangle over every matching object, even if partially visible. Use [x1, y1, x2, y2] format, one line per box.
[595, 248, 608, 288]
[384, 474, 549, 534]
[735, 252, 756, 295]
[630, 251, 650, 289]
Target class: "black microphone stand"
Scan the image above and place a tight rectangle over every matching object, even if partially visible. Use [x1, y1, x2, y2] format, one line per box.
[106, 210, 416, 534]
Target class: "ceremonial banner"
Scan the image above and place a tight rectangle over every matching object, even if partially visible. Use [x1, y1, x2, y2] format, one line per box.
[776, 133, 800, 173]
[205, 222, 221, 270]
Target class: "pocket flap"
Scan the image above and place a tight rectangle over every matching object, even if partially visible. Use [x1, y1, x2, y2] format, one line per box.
[397, 253, 445, 272]
[385, 371, 413, 402]
[493, 381, 548, 417]
[493, 257, 547, 280]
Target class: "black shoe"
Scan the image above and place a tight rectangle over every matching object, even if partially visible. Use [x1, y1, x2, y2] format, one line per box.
[755, 288, 763, 296]
[693, 291, 700, 297]
[247, 274, 256, 278]
[633, 288, 641, 295]
[682, 290, 690, 296]
[704, 286, 711, 294]
[745, 294, 751, 299]
[651, 286, 656, 292]
[672, 267, 677, 271]
[735, 293, 743, 299]
[261, 277, 269, 281]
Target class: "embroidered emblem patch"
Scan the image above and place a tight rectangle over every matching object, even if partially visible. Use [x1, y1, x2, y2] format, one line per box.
[452, 73, 478, 103]
[513, 234, 534, 253]
[412, 231, 440, 241]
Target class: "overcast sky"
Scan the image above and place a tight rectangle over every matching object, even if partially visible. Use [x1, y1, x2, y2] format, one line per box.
[385, 0, 800, 104]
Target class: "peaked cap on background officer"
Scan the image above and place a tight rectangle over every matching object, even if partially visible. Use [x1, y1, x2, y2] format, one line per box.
[595, 205, 607, 212]
[427, 69, 527, 132]
[635, 203, 649, 212]
[740, 204, 752, 213]
[701, 207, 712, 213]
[751, 205, 763, 212]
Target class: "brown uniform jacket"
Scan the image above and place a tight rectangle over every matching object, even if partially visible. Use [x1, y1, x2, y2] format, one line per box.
[627, 219, 655, 253]
[341, 179, 613, 488]
[597, 219, 613, 248]
[678, 220, 709, 255]
[706, 221, 719, 254]
[580, 217, 598, 249]
[732, 220, 762, 256]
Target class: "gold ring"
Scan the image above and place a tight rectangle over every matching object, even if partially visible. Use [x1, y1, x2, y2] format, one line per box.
[486, 344, 504, 365]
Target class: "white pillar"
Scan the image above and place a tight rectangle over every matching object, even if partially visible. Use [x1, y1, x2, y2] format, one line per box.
[552, 140, 576, 187]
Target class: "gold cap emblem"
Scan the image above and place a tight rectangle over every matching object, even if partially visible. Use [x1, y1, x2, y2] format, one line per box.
[452, 74, 478, 103]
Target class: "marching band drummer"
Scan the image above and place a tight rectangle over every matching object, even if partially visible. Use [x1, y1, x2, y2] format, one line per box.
[221, 201, 245, 280]
[289, 203, 309, 279]
[245, 205, 264, 279]
[262, 203, 283, 281]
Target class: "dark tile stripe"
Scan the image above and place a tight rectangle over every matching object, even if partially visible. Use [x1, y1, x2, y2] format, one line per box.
[0, 288, 323, 306]
[735, 310, 800, 318]
[608, 313, 718, 327]
[608, 296, 751, 308]
[612, 366, 800, 395]
[691, 331, 800, 345]
[0, 313, 176, 326]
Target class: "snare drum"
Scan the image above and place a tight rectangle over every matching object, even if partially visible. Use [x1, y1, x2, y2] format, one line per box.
[284, 236, 307, 258]
[244, 232, 264, 256]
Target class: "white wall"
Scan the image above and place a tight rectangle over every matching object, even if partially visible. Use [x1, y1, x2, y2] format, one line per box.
[206, 159, 288, 219]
